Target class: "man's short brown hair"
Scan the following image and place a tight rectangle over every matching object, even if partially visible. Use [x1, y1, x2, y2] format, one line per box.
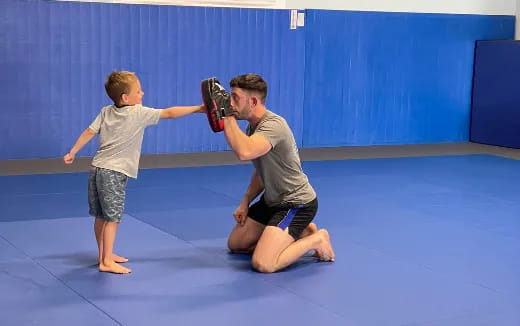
[229, 74, 267, 103]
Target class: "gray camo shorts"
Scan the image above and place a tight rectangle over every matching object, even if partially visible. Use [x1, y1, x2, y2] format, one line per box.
[88, 167, 128, 223]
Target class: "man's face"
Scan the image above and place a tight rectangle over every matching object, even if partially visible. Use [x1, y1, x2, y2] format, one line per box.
[230, 87, 253, 120]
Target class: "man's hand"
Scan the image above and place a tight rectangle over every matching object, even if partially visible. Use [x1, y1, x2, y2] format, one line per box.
[233, 199, 249, 226]
[63, 153, 75, 164]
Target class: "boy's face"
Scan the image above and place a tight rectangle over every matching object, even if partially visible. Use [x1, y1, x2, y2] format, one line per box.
[122, 78, 144, 106]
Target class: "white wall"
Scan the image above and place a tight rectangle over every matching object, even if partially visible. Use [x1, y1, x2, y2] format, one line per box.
[56, 0, 517, 15]
[517, 0, 520, 39]
[58, 0, 519, 37]
[56, 0, 286, 8]
[286, 0, 516, 15]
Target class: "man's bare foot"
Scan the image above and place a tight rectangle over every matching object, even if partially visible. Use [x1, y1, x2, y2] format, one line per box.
[315, 229, 335, 262]
[301, 223, 318, 238]
[300, 223, 320, 257]
[299, 223, 320, 257]
[99, 261, 132, 274]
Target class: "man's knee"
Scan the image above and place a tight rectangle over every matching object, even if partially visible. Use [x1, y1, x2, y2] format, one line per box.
[227, 242, 242, 253]
[227, 237, 250, 253]
[251, 257, 276, 273]
[227, 237, 239, 252]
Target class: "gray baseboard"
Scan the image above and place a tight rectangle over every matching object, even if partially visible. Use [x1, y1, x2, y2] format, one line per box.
[1, 142, 519, 176]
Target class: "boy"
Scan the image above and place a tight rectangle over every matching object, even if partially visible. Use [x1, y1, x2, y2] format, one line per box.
[64, 71, 203, 274]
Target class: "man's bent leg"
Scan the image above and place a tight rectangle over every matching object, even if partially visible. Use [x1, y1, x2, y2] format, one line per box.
[252, 226, 334, 273]
[227, 217, 265, 254]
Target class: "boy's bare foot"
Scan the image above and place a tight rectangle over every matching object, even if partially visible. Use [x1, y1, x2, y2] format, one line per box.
[98, 253, 129, 264]
[99, 261, 132, 274]
[111, 254, 129, 263]
[315, 229, 335, 262]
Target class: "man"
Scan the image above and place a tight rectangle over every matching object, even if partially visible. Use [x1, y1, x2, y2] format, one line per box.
[219, 73, 334, 273]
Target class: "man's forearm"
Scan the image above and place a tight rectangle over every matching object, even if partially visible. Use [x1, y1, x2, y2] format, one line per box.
[242, 170, 264, 204]
[223, 116, 253, 160]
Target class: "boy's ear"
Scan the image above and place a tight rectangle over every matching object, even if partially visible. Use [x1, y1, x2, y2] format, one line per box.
[120, 93, 128, 103]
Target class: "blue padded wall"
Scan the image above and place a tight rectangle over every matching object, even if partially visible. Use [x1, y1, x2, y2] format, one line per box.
[0, 0, 305, 159]
[302, 10, 514, 147]
[470, 40, 520, 149]
[0, 1, 516, 159]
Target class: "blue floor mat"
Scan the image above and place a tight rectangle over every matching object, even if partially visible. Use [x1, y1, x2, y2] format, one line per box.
[1, 154, 519, 325]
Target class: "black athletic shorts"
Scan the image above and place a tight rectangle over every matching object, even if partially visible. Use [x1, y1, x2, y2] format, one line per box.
[248, 196, 318, 239]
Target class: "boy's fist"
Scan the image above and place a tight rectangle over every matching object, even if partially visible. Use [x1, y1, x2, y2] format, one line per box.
[64, 153, 75, 164]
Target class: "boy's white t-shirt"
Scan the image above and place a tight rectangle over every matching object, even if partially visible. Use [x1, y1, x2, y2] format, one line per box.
[89, 104, 161, 178]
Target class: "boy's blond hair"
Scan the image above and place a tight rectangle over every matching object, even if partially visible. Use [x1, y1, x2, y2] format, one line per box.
[104, 71, 137, 106]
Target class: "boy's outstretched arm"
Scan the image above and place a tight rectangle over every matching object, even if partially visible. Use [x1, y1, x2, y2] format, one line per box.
[64, 128, 96, 164]
[159, 105, 205, 119]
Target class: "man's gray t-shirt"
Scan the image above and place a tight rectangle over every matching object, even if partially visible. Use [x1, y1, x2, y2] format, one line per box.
[89, 104, 161, 178]
[247, 110, 316, 206]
